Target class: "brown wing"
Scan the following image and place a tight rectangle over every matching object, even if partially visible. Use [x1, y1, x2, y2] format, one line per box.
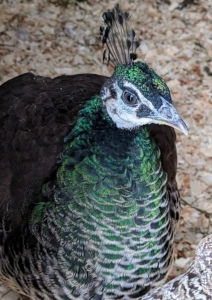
[147, 124, 180, 227]
[0, 72, 108, 231]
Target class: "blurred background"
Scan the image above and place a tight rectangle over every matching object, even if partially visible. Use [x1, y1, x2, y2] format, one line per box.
[0, 0, 212, 299]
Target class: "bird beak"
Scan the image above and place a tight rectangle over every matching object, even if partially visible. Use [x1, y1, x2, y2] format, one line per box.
[150, 98, 188, 135]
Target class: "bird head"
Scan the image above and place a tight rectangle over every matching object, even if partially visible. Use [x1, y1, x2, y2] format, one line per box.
[100, 4, 188, 135]
[101, 62, 188, 134]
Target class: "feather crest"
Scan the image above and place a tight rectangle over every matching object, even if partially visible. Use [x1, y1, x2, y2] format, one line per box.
[100, 4, 140, 67]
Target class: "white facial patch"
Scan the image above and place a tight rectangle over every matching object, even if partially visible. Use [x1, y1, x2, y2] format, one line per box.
[101, 86, 111, 102]
[104, 81, 154, 129]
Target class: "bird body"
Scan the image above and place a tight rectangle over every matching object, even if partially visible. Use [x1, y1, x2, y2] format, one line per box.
[0, 5, 187, 299]
[0, 90, 173, 299]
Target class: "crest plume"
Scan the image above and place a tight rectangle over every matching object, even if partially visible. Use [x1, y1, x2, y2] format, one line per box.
[100, 4, 140, 67]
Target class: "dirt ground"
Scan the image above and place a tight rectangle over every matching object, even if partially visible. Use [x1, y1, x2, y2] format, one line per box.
[0, 0, 212, 298]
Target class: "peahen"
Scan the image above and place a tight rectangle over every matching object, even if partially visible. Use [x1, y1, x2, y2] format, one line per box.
[0, 4, 188, 300]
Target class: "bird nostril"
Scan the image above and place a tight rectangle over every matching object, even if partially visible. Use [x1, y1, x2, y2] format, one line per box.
[160, 107, 173, 119]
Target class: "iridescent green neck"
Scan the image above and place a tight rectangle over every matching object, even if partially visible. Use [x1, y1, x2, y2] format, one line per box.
[57, 95, 164, 206]
[33, 96, 172, 298]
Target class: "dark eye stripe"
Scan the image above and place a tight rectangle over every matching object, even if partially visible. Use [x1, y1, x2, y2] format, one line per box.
[136, 104, 152, 117]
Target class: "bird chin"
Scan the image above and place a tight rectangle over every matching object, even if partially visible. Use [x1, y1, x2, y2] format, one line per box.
[112, 113, 143, 130]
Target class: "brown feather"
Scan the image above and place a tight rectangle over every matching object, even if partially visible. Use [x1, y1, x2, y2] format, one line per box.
[0, 73, 107, 233]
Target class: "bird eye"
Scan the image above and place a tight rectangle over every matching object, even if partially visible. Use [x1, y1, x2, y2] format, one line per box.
[122, 91, 138, 106]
